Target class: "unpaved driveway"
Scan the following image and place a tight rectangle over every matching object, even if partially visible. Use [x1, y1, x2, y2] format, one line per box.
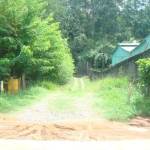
[0, 78, 150, 143]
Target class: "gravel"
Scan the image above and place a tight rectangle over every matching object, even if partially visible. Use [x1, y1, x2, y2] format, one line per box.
[16, 93, 102, 123]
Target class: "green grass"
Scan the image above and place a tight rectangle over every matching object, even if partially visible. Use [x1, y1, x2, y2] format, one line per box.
[58, 77, 75, 92]
[48, 95, 77, 113]
[0, 78, 83, 114]
[48, 77, 84, 113]
[1, 76, 149, 122]
[0, 86, 50, 113]
[83, 76, 150, 122]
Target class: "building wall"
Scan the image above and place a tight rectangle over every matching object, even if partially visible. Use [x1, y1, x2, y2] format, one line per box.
[91, 49, 150, 81]
[112, 46, 130, 66]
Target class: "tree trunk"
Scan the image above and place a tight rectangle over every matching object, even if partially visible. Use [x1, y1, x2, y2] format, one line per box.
[11, 77, 14, 94]
[18, 77, 21, 91]
[22, 73, 25, 90]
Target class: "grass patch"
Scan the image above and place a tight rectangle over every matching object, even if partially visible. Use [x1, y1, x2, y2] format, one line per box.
[58, 77, 75, 92]
[84, 76, 128, 92]
[130, 91, 150, 116]
[0, 86, 50, 113]
[48, 95, 77, 113]
[58, 77, 85, 95]
[86, 77, 150, 122]
[48, 77, 85, 113]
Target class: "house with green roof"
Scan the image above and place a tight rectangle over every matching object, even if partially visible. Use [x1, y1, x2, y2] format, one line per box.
[112, 35, 150, 66]
[131, 35, 150, 56]
[112, 43, 139, 66]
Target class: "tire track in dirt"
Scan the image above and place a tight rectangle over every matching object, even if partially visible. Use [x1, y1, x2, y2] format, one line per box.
[79, 78, 84, 91]
[72, 77, 84, 92]
[71, 77, 77, 91]
[0, 120, 149, 141]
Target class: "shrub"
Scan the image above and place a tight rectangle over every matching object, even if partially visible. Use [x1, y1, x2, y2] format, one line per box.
[136, 58, 150, 86]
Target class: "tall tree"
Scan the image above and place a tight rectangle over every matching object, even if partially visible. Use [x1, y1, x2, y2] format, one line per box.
[0, 0, 74, 84]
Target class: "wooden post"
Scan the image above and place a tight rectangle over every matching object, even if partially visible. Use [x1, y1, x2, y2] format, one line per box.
[127, 78, 135, 102]
[11, 77, 14, 94]
[128, 82, 132, 102]
[22, 73, 25, 90]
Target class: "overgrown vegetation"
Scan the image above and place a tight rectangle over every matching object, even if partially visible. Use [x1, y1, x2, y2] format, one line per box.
[36, 81, 58, 91]
[1, 76, 149, 122]
[84, 77, 150, 122]
[47, 76, 150, 121]
[0, 82, 58, 113]
[48, 76, 150, 121]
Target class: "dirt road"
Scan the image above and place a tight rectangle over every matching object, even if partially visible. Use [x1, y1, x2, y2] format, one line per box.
[0, 113, 150, 141]
[0, 78, 150, 142]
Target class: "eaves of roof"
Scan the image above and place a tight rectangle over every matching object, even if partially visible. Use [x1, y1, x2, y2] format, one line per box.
[131, 35, 150, 52]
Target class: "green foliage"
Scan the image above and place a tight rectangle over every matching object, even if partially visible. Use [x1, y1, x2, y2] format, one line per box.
[1, 0, 149, 80]
[0, 0, 74, 84]
[10, 46, 33, 76]
[37, 81, 57, 91]
[85, 77, 129, 92]
[129, 88, 150, 116]
[47, 0, 126, 66]
[122, 0, 150, 39]
[0, 58, 10, 81]
[136, 58, 150, 86]
[55, 53, 75, 84]
[83, 77, 150, 122]
[45, 0, 150, 68]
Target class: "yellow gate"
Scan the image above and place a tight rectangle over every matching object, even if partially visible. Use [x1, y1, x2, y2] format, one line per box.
[8, 78, 19, 94]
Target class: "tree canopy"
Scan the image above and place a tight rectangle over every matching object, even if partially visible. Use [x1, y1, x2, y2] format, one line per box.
[1, 0, 150, 82]
[45, 0, 150, 68]
[0, 0, 74, 84]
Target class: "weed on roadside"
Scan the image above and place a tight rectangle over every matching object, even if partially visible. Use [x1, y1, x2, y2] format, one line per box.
[0, 86, 49, 113]
[86, 77, 150, 122]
